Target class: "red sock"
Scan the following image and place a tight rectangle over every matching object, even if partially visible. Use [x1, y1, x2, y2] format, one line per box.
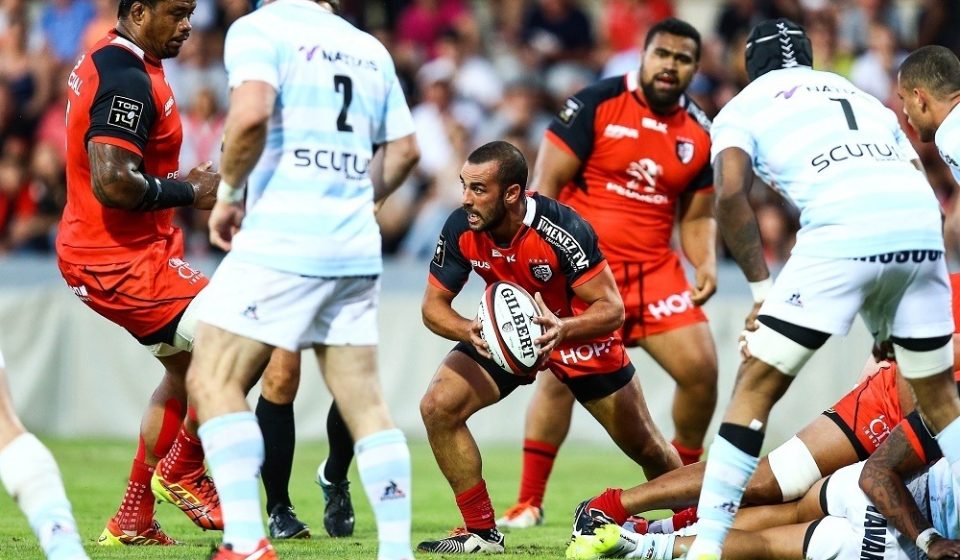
[151, 398, 184, 460]
[518, 439, 558, 508]
[159, 424, 206, 480]
[672, 440, 703, 466]
[456, 480, 496, 531]
[587, 488, 629, 525]
[114, 444, 156, 532]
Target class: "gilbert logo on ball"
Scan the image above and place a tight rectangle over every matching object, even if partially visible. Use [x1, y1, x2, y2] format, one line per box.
[477, 281, 545, 376]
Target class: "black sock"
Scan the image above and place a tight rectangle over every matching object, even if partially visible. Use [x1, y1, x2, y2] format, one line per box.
[257, 395, 295, 512]
[324, 402, 354, 483]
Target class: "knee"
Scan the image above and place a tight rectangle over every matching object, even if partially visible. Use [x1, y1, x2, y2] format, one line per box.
[420, 390, 463, 430]
[185, 363, 214, 402]
[261, 364, 300, 402]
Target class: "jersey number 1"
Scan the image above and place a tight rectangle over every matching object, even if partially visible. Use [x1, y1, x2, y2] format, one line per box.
[830, 97, 858, 130]
[334, 74, 353, 132]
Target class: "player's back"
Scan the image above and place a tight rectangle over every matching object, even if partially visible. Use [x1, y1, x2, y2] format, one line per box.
[712, 67, 943, 258]
[223, 2, 410, 277]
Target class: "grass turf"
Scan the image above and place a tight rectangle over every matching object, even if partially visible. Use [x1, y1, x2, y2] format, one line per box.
[0, 439, 663, 559]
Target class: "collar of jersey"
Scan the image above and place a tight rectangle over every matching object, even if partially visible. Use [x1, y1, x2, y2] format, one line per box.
[109, 30, 161, 66]
[484, 194, 538, 250]
[937, 101, 960, 149]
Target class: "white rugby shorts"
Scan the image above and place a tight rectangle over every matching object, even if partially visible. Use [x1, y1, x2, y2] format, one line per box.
[194, 256, 379, 352]
[760, 252, 953, 340]
[806, 462, 910, 560]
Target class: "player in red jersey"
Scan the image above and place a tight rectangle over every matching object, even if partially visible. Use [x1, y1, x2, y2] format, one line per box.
[498, 18, 718, 529]
[562, 272, 960, 549]
[53, 0, 305, 546]
[416, 141, 681, 554]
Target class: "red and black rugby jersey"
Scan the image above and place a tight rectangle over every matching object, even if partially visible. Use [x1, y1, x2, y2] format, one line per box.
[546, 70, 713, 264]
[58, 31, 184, 264]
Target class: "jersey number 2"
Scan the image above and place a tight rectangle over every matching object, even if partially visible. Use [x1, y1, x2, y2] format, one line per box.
[334, 74, 353, 132]
[830, 97, 858, 130]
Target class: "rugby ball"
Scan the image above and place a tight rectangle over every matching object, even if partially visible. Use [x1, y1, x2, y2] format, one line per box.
[477, 281, 545, 376]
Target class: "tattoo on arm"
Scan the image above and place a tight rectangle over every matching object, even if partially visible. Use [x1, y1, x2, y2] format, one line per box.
[87, 142, 147, 209]
[860, 427, 931, 541]
[715, 152, 768, 282]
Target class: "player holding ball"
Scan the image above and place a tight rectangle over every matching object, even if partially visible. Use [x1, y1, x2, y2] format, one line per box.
[417, 141, 681, 554]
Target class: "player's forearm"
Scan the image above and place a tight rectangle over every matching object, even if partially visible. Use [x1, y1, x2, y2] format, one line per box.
[717, 193, 769, 282]
[220, 120, 267, 190]
[859, 427, 932, 543]
[556, 298, 624, 342]
[87, 142, 194, 211]
[422, 302, 473, 344]
[373, 135, 420, 204]
[680, 215, 717, 270]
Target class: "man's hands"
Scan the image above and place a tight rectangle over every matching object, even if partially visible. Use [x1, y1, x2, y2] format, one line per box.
[468, 317, 492, 360]
[927, 536, 960, 559]
[208, 200, 245, 251]
[690, 263, 717, 306]
[533, 292, 565, 364]
[186, 161, 219, 210]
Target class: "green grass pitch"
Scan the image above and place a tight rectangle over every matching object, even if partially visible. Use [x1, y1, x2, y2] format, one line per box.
[0, 439, 666, 559]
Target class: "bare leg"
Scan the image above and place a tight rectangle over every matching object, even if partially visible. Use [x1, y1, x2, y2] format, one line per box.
[524, 372, 574, 447]
[582, 375, 681, 481]
[419, 351, 501, 494]
[673, 523, 810, 560]
[638, 322, 718, 452]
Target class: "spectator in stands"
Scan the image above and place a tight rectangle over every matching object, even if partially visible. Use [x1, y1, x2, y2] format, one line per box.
[39, 0, 94, 65]
[850, 22, 905, 105]
[521, 0, 595, 68]
[0, 15, 53, 128]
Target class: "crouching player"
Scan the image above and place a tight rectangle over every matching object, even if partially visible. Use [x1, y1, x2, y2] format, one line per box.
[417, 141, 681, 554]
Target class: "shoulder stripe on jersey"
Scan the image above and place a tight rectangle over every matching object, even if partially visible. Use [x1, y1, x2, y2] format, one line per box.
[626, 70, 639, 92]
[522, 195, 538, 227]
[110, 35, 145, 60]
[682, 95, 712, 132]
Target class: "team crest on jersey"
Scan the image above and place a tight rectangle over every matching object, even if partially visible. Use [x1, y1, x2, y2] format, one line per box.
[108, 95, 143, 132]
[433, 235, 446, 267]
[557, 97, 583, 126]
[676, 138, 695, 164]
[530, 261, 553, 282]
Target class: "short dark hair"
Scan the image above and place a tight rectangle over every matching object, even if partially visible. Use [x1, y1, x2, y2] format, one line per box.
[644, 18, 701, 61]
[467, 141, 528, 191]
[118, 0, 159, 18]
[899, 45, 960, 99]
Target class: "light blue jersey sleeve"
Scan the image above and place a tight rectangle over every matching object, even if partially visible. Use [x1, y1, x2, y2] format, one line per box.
[376, 59, 415, 144]
[224, 17, 280, 89]
[710, 98, 757, 162]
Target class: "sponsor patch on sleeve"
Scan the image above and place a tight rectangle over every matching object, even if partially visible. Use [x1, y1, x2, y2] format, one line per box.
[557, 97, 583, 126]
[433, 235, 446, 267]
[107, 95, 144, 132]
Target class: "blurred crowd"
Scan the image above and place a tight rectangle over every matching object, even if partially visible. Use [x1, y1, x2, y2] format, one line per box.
[1, 0, 959, 267]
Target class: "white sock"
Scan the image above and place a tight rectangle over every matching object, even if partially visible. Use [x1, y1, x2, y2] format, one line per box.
[355, 429, 413, 560]
[0, 433, 87, 559]
[625, 533, 676, 560]
[199, 412, 265, 553]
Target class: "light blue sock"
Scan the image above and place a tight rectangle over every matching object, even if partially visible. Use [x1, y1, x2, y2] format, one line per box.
[692, 436, 759, 552]
[199, 411, 265, 553]
[0, 434, 87, 559]
[355, 429, 413, 560]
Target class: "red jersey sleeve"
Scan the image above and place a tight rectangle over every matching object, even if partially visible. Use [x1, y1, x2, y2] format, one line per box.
[429, 209, 472, 293]
[545, 79, 619, 162]
[85, 46, 157, 156]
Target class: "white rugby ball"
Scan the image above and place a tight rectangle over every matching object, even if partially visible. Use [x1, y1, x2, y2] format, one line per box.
[477, 281, 545, 376]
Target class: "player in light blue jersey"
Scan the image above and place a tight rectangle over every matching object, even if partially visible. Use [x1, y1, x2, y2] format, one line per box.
[0, 349, 88, 560]
[686, 19, 960, 560]
[897, 45, 960, 242]
[183, 1, 420, 558]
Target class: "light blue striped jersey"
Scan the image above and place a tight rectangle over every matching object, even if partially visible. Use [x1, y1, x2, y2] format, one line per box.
[711, 66, 943, 258]
[223, 0, 415, 276]
[936, 104, 960, 185]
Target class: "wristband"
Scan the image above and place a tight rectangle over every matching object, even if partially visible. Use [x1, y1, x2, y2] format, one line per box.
[917, 527, 941, 554]
[134, 175, 195, 211]
[216, 180, 245, 203]
[748, 278, 773, 303]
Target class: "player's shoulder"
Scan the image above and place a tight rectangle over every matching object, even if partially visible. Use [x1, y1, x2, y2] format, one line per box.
[90, 42, 148, 75]
[442, 207, 471, 237]
[531, 193, 594, 236]
[567, 75, 628, 109]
